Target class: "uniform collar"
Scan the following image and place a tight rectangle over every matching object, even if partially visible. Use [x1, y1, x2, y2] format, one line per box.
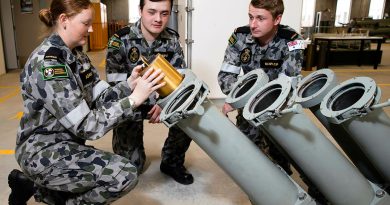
[129, 19, 175, 41]
[245, 25, 281, 47]
[47, 33, 77, 64]
[245, 34, 256, 44]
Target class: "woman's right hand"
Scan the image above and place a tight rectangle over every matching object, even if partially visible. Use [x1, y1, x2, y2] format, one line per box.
[127, 65, 143, 91]
[129, 68, 165, 108]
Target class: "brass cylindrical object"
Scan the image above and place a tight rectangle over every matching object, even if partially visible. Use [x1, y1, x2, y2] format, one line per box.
[141, 54, 184, 97]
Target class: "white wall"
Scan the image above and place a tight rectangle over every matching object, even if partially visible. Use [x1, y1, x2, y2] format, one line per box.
[191, 0, 303, 98]
[0, 21, 5, 75]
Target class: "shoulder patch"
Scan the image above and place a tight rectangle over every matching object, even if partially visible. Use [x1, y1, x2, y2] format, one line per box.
[278, 26, 299, 41]
[44, 47, 63, 61]
[166, 27, 179, 37]
[40, 64, 69, 80]
[234, 26, 250, 34]
[115, 26, 130, 37]
[228, 33, 238, 46]
[108, 26, 129, 49]
[108, 37, 123, 49]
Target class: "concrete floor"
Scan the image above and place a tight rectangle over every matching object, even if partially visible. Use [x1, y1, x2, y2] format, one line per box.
[1, 43, 390, 204]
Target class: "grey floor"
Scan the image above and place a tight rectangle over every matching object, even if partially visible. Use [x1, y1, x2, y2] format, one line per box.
[1, 44, 390, 204]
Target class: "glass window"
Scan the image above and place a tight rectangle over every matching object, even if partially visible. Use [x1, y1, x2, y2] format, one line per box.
[301, 0, 316, 27]
[368, 0, 386, 19]
[129, 0, 140, 23]
[334, 0, 352, 27]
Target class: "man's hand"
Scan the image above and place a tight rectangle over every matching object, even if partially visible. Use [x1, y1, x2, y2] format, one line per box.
[222, 103, 235, 116]
[148, 104, 162, 123]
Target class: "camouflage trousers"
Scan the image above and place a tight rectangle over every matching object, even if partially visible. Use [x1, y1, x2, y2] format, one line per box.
[236, 109, 292, 175]
[22, 141, 138, 205]
[112, 117, 192, 173]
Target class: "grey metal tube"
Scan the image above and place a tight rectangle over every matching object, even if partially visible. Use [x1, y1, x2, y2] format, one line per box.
[342, 109, 390, 183]
[179, 100, 299, 205]
[168, 4, 178, 32]
[320, 77, 390, 183]
[243, 77, 376, 205]
[262, 112, 375, 205]
[185, 0, 194, 69]
[158, 70, 315, 205]
[311, 105, 384, 185]
[295, 69, 385, 185]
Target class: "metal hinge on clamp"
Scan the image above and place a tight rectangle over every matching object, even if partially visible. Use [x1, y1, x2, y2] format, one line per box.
[160, 78, 209, 128]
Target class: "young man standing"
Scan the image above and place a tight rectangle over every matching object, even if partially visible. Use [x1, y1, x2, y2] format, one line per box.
[105, 0, 194, 185]
[218, 0, 301, 180]
[218, 0, 328, 203]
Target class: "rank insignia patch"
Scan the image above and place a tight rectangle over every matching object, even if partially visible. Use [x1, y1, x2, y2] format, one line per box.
[41, 65, 69, 80]
[108, 37, 122, 49]
[240, 48, 252, 64]
[129, 47, 140, 63]
[229, 33, 237, 46]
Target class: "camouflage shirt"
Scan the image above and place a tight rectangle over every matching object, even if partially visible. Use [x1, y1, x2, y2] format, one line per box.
[106, 19, 186, 94]
[218, 24, 304, 95]
[16, 33, 135, 164]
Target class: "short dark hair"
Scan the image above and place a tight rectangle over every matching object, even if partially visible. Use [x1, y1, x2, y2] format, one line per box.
[139, 0, 173, 11]
[250, 0, 284, 19]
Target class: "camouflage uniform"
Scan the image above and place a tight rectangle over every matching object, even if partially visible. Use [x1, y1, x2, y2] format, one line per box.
[15, 33, 139, 204]
[105, 20, 192, 173]
[218, 24, 304, 174]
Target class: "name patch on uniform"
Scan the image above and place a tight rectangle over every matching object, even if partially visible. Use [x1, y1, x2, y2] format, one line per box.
[240, 48, 252, 64]
[108, 37, 122, 49]
[44, 54, 59, 61]
[79, 67, 94, 86]
[260, 59, 283, 69]
[129, 47, 140, 63]
[228, 33, 237, 46]
[153, 51, 174, 61]
[41, 65, 69, 80]
[287, 40, 305, 51]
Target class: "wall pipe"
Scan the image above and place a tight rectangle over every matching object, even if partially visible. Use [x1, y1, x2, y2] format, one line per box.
[167, 3, 179, 32]
[185, 0, 194, 69]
